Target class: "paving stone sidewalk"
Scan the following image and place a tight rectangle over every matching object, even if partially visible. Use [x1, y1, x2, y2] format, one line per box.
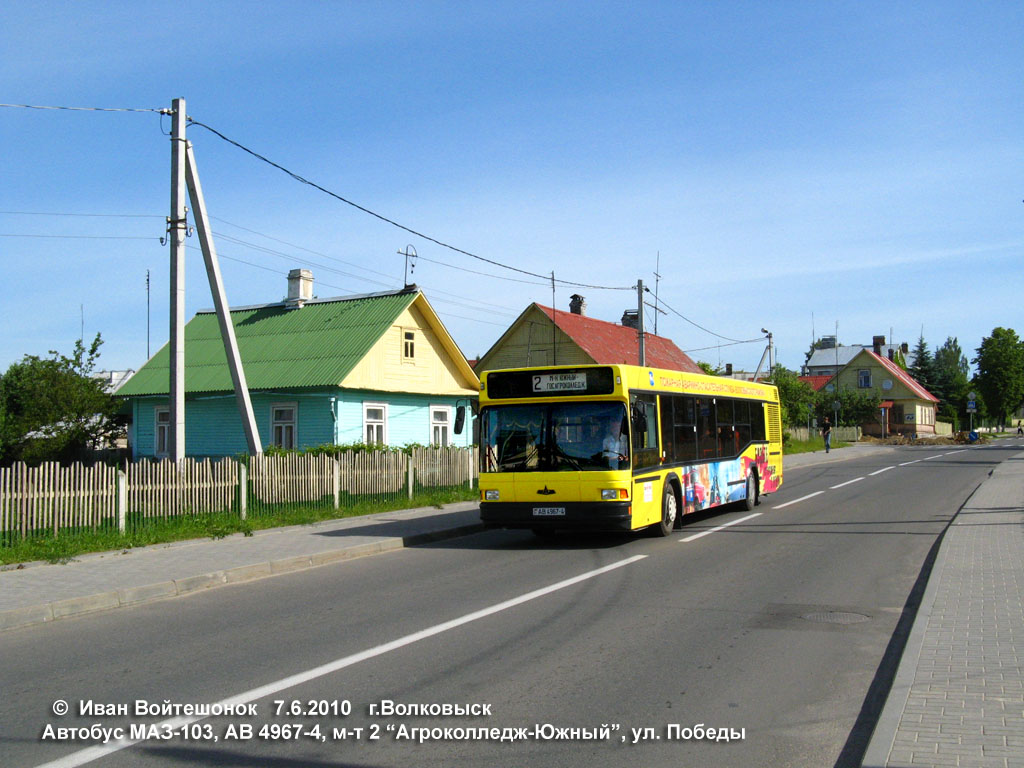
[862, 449, 1024, 768]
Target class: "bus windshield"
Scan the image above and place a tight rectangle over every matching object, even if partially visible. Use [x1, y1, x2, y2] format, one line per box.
[481, 402, 630, 473]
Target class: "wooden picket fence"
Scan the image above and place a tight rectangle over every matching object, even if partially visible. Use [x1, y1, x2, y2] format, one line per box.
[0, 446, 478, 545]
[127, 458, 238, 519]
[0, 462, 118, 544]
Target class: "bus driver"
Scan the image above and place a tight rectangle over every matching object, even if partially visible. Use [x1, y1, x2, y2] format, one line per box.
[602, 414, 628, 469]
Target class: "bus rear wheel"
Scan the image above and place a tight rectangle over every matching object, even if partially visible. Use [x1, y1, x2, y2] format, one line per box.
[651, 485, 678, 537]
[741, 472, 758, 511]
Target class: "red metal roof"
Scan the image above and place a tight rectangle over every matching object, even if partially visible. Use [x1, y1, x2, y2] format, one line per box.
[536, 304, 702, 373]
[799, 375, 833, 391]
[864, 350, 939, 402]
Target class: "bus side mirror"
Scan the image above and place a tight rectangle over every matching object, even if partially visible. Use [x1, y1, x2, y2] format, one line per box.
[454, 405, 466, 435]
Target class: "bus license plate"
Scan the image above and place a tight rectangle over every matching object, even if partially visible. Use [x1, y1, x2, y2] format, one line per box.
[533, 507, 566, 517]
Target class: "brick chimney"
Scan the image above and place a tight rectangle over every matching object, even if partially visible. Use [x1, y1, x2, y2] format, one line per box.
[621, 309, 639, 329]
[569, 294, 587, 315]
[285, 268, 313, 309]
[872, 335, 886, 355]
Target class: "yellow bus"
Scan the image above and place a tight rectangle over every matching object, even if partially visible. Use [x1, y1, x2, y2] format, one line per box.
[477, 364, 783, 536]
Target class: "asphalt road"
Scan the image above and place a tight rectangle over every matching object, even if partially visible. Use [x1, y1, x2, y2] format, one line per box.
[0, 444, 1005, 768]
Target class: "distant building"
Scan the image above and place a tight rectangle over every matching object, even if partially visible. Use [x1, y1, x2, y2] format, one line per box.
[474, 296, 702, 374]
[804, 335, 911, 377]
[116, 271, 478, 458]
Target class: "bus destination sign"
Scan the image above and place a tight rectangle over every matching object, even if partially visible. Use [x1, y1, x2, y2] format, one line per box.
[533, 372, 587, 392]
[486, 367, 615, 399]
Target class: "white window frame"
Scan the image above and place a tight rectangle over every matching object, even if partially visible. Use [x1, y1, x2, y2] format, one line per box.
[430, 404, 452, 447]
[858, 369, 872, 388]
[363, 402, 388, 445]
[402, 329, 416, 362]
[154, 406, 170, 458]
[270, 402, 298, 450]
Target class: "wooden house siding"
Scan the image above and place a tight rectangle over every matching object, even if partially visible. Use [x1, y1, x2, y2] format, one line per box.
[342, 304, 477, 396]
[479, 306, 589, 370]
[132, 392, 337, 458]
[333, 391, 471, 448]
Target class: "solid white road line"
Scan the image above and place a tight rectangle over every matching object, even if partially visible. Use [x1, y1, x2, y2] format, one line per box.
[679, 512, 762, 542]
[33, 555, 648, 768]
[830, 477, 865, 490]
[771, 491, 825, 510]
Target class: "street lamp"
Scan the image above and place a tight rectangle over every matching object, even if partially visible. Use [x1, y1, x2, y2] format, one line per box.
[760, 328, 774, 374]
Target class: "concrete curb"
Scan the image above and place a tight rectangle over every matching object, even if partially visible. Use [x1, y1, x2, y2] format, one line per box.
[0, 523, 486, 633]
[859, 514, 952, 768]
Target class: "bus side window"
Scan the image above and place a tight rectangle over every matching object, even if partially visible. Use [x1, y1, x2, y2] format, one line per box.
[751, 403, 766, 442]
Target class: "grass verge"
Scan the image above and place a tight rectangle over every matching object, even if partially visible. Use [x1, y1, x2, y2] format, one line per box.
[784, 437, 850, 455]
[0, 485, 478, 567]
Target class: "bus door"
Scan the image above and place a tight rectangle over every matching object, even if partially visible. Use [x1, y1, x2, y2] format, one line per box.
[629, 393, 660, 526]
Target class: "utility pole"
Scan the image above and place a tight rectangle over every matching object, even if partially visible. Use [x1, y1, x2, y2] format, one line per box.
[185, 140, 262, 455]
[637, 279, 646, 366]
[653, 252, 661, 336]
[551, 272, 556, 366]
[146, 269, 151, 359]
[169, 97, 187, 463]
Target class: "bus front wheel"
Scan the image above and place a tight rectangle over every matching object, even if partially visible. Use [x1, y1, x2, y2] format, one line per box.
[651, 485, 678, 537]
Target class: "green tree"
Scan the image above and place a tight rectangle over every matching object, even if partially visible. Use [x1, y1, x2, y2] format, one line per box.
[908, 334, 936, 395]
[0, 334, 123, 466]
[768, 365, 816, 427]
[696, 361, 724, 376]
[813, 387, 881, 427]
[973, 327, 1024, 429]
[933, 337, 970, 428]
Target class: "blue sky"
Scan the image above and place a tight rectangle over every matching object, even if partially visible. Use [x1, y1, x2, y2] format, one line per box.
[2, 1, 1022, 377]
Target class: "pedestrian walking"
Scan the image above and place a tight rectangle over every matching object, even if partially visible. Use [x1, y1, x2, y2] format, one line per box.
[822, 416, 832, 453]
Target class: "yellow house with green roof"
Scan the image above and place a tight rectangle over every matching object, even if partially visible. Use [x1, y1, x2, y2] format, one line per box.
[115, 274, 478, 459]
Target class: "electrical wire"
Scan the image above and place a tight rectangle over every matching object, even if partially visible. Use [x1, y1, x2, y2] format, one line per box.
[187, 117, 632, 292]
[651, 290, 761, 345]
[0, 103, 162, 113]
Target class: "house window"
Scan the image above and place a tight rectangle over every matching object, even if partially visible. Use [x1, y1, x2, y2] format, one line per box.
[403, 330, 416, 361]
[364, 402, 387, 445]
[431, 406, 451, 446]
[154, 407, 170, 457]
[858, 369, 872, 388]
[271, 403, 297, 449]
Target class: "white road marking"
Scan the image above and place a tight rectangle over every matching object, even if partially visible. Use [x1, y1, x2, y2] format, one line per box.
[771, 491, 826, 510]
[679, 512, 762, 541]
[869, 466, 895, 476]
[830, 477, 865, 489]
[899, 460, 921, 466]
[32, 555, 648, 768]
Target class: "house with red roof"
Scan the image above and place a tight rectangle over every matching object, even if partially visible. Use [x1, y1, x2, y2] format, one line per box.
[474, 295, 702, 375]
[827, 347, 940, 437]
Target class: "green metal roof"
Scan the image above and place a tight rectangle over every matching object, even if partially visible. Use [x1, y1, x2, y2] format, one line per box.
[116, 291, 416, 396]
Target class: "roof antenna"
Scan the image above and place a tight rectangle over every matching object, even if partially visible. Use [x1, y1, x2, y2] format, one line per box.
[399, 245, 417, 289]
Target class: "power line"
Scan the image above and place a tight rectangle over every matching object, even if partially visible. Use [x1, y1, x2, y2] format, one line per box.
[0, 210, 162, 218]
[187, 117, 631, 292]
[0, 233, 156, 241]
[0, 103, 162, 113]
[654, 290, 759, 344]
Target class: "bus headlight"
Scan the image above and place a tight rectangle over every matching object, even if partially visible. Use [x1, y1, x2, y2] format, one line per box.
[484, 489, 500, 501]
[601, 489, 626, 500]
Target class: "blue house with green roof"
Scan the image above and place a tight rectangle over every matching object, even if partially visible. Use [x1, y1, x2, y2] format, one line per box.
[115, 271, 479, 459]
